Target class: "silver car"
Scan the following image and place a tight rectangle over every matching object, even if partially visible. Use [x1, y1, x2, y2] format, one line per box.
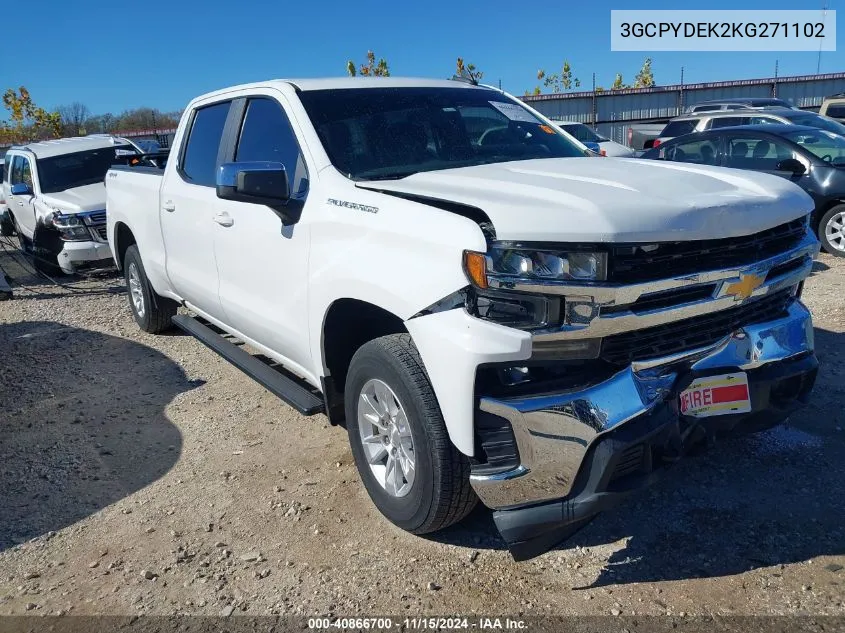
[654, 108, 845, 147]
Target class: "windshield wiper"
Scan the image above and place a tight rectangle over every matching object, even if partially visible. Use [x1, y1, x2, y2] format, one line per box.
[355, 170, 419, 181]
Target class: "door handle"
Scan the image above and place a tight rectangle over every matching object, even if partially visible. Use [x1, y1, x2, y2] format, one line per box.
[162, 201, 176, 212]
[17, 200, 23, 206]
[213, 212, 234, 227]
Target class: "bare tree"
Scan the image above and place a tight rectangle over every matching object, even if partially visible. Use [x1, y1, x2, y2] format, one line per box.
[57, 102, 91, 136]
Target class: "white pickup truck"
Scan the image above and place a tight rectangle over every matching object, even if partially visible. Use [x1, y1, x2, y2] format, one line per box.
[1, 135, 144, 274]
[106, 77, 820, 560]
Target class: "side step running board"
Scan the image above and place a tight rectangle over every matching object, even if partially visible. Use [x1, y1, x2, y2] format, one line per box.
[172, 315, 325, 415]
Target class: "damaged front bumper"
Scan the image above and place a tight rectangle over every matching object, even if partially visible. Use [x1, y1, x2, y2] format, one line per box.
[469, 299, 817, 560]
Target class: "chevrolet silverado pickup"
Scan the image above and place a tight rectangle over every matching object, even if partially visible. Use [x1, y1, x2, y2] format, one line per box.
[106, 77, 820, 560]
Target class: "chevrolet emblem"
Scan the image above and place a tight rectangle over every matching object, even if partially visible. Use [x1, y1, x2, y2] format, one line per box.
[724, 273, 765, 301]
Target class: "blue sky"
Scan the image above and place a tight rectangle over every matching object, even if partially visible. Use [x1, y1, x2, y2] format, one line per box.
[2, 0, 839, 115]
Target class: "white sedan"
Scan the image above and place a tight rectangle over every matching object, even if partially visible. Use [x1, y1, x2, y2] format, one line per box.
[557, 121, 636, 157]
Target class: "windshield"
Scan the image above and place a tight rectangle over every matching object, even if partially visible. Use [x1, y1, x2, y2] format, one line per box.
[787, 113, 845, 135]
[784, 130, 845, 165]
[559, 123, 607, 143]
[299, 87, 586, 180]
[37, 145, 135, 193]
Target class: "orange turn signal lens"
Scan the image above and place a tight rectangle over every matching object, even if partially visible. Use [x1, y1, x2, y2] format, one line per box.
[463, 251, 488, 289]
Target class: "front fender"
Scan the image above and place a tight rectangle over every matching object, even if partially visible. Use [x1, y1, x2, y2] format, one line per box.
[406, 309, 531, 456]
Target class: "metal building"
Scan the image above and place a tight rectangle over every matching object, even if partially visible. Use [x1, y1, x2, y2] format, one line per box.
[522, 72, 845, 145]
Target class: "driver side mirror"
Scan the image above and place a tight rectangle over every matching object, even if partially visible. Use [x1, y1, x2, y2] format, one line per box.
[776, 158, 806, 175]
[10, 183, 32, 196]
[216, 161, 300, 224]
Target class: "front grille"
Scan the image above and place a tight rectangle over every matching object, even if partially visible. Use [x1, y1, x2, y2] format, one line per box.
[601, 288, 794, 365]
[94, 225, 108, 241]
[602, 283, 717, 316]
[86, 210, 107, 224]
[609, 218, 806, 283]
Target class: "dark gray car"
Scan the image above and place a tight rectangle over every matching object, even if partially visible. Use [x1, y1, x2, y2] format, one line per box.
[641, 124, 845, 257]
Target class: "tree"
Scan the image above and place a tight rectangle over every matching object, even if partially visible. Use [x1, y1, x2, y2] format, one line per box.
[1, 87, 62, 143]
[58, 101, 91, 136]
[633, 57, 655, 88]
[346, 50, 390, 77]
[537, 60, 580, 94]
[455, 57, 483, 83]
[611, 73, 627, 90]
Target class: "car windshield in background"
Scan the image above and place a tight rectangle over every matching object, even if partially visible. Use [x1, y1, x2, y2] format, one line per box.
[37, 146, 135, 193]
[299, 87, 586, 180]
[560, 123, 606, 143]
[788, 114, 845, 136]
[661, 120, 699, 137]
[784, 130, 845, 165]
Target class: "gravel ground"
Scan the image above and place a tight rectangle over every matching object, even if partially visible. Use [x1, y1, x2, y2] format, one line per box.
[0, 244, 843, 618]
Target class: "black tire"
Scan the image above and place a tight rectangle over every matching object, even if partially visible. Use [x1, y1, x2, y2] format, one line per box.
[819, 204, 845, 257]
[31, 223, 65, 277]
[345, 333, 477, 534]
[0, 212, 14, 237]
[123, 244, 177, 333]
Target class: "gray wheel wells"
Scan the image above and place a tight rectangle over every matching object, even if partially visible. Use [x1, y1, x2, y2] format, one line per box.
[113, 222, 136, 271]
[321, 299, 407, 424]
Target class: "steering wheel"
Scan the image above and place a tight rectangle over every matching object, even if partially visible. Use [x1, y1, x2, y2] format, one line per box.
[478, 126, 510, 146]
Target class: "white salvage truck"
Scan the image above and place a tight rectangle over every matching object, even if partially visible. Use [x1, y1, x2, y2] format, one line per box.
[106, 78, 820, 560]
[1, 135, 144, 274]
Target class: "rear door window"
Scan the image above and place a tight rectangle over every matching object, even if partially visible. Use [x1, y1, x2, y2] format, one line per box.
[661, 120, 699, 137]
[661, 138, 721, 165]
[707, 116, 749, 129]
[180, 101, 231, 186]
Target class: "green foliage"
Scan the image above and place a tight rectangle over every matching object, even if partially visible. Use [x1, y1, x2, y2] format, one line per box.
[347, 50, 390, 77]
[536, 60, 580, 94]
[611, 73, 627, 90]
[1, 87, 62, 143]
[456, 58, 483, 83]
[633, 57, 655, 88]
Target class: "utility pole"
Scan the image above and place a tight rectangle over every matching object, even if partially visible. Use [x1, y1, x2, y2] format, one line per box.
[818, 0, 828, 74]
[591, 73, 597, 127]
[773, 59, 779, 97]
[679, 66, 685, 114]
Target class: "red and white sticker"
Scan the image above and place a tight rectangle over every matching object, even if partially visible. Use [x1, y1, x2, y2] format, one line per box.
[679, 372, 751, 418]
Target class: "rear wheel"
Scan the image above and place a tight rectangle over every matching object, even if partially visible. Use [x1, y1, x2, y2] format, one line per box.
[345, 334, 477, 534]
[123, 245, 177, 333]
[820, 204, 845, 257]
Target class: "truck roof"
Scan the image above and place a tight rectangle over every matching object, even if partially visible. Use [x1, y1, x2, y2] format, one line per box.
[10, 135, 134, 159]
[195, 77, 491, 102]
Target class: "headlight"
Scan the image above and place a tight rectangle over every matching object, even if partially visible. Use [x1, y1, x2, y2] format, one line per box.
[464, 247, 607, 288]
[52, 213, 91, 241]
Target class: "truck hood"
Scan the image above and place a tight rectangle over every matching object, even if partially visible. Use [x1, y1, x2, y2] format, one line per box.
[39, 183, 106, 214]
[357, 158, 813, 242]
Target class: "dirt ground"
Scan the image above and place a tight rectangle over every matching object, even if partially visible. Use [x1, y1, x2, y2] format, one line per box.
[0, 245, 843, 619]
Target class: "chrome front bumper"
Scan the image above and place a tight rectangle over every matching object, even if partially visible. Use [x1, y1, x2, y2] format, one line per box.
[469, 299, 816, 510]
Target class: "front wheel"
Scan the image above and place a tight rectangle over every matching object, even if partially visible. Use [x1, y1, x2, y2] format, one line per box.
[820, 205, 845, 257]
[345, 334, 477, 534]
[123, 245, 177, 333]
